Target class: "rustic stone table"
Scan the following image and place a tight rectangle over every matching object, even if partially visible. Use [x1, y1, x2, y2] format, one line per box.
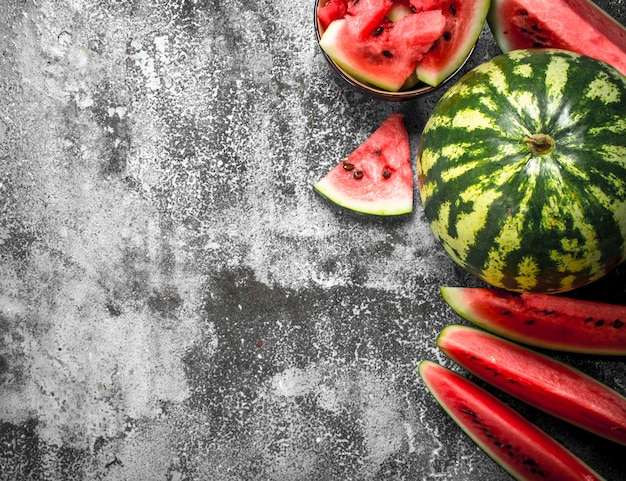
[1, 1, 625, 479]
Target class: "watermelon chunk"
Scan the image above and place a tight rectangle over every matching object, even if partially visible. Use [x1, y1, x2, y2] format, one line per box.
[319, 9, 446, 91]
[440, 287, 626, 355]
[317, 0, 349, 30]
[313, 113, 413, 216]
[347, 0, 394, 39]
[487, 0, 626, 77]
[414, 0, 491, 87]
[419, 361, 606, 481]
[437, 325, 626, 446]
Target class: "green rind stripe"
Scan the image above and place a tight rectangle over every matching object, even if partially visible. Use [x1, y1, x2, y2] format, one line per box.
[418, 49, 626, 292]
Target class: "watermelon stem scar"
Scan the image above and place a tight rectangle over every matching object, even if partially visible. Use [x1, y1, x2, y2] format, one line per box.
[523, 133, 555, 156]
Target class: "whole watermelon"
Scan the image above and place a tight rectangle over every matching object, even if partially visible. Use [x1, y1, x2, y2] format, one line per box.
[417, 49, 626, 293]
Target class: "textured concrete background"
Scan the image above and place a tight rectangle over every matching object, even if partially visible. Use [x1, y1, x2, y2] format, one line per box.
[1, 0, 626, 480]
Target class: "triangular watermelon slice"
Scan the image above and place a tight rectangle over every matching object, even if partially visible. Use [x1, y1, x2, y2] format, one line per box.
[313, 113, 413, 216]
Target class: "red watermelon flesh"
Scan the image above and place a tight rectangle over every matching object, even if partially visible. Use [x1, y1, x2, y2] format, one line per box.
[419, 361, 606, 481]
[437, 324, 626, 447]
[409, 0, 442, 12]
[317, 0, 349, 30]
[440, 286, 626, 355]
[317, 0, 392, 33]
[414, 0, 491, 86]
[319, 9, 446, 91]
[313, 113, 413, 216]
[488, 0, 626, 77]
[348, 0, 394, 39]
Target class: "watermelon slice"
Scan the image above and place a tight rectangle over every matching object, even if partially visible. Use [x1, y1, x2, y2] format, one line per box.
[319, 8, 446, 91]
[419, 361, 606, 481]
[487, 0, 626, 77]
[437, 325, 626, 446]
[440, 287, 626, 355]
[414, 0, 491, 87]
[313, 113, 413, 216]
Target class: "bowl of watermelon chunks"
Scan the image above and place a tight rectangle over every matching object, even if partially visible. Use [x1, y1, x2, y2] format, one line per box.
[315, 0, 490, 100]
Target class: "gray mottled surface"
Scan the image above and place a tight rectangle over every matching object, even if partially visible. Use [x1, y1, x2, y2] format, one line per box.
[1, 0, 626, 479]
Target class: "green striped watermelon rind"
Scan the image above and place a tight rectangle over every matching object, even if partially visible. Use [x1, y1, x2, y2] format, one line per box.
[417, 48, 626, 293]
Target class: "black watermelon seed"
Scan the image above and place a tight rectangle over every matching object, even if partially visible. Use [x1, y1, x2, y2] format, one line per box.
[343, 162, 355, 171]
[353, 170, 364, 180]
[612, 320, 624, 328]
[520, 9, 528, 15]
[382, 50, 393, 58]
[461, 407, 477, 418]
[584, 317, 594, 323]
[374, 26, 384, 37]
[449, 3, 457, 16]
[443, 31, 452, 41]
[595, 319, 605, 327]
[382, 169, 391, 179]
[525, 320, 535, 325]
